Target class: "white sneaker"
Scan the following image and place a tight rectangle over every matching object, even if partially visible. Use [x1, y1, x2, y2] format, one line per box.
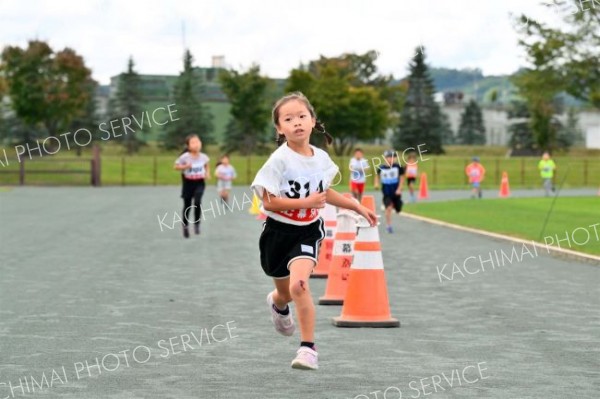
[266, 292, 295, 336]
[291, 346, 319, 370]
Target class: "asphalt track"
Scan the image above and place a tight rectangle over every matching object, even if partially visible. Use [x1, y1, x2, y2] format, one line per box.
[0, 186, 598, 399]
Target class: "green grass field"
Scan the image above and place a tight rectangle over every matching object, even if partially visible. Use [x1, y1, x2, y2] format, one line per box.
[404, 196, 600, 255]
[0, 143, 599, 187]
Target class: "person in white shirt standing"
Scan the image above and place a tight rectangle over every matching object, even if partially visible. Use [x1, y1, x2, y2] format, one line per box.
[349, 148, 370, 203]
[252, 92, 377, 371]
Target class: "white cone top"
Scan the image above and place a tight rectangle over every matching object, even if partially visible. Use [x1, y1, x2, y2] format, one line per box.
[356, 225, 380, 243]
[336, 213, 357, 234]
[321, 203, 337, 222]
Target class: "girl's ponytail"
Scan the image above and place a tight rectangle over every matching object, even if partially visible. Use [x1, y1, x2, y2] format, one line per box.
[314, 120, 334, 146]
[275, 133, 286, 146]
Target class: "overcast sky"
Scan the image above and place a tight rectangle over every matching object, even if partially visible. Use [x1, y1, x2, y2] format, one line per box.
[0, 0, 569, 85]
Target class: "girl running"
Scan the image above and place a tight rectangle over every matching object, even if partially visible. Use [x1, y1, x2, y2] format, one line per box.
[405, 153, 418, 203]
[174, 134, 210, 238]
[215, 154, 237, 205]
[251, 92, 377, 370]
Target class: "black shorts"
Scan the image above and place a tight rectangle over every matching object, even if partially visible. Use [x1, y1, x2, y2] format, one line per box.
[181, 178, 205, 199]
[407, 177, 416, 185]
[383, 194, 403, 213]
[259, 217, 325, 279]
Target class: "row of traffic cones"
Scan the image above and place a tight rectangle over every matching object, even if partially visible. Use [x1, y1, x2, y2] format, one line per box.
[251, 192, 399, 327]
[315, 195, 400, 328]
[414, 171, 512, 198]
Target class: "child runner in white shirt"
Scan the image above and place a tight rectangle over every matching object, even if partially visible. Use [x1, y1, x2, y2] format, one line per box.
[215, 154, 237, 205]
[349, 148, 370, 203]
[252, 92, 377, 370]
[173, 134, 210, 238]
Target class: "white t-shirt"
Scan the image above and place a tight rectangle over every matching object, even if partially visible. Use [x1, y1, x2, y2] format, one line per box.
[175, 152, 210, 180]
[349, 157, 370, 183]
[406, 163, 418, 178]
[216, 164, 236, 182]
[251, 143, 340, 226]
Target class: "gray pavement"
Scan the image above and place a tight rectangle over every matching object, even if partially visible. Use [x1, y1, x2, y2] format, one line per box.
[405, 187, 598, 202]
[0, 186, 598, 399]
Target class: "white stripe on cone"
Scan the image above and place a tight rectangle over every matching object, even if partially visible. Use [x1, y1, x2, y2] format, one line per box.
[351, 226, 384, 270]
[336, 213, 357, 234]
[355, 225, 379, 242]
[351, 251, 384, 270]
[333, 240, 354, 256]
[321, 203, 337, 221]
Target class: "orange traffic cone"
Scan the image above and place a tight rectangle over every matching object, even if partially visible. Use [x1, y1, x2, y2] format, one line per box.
[360, 195, 376, 212]
[499, 171, 510, 198]
[332, 223, 400, 327]
[318, 212, 357, 305]
[312, 204, 337, 278]
[418, 172, 429, 199]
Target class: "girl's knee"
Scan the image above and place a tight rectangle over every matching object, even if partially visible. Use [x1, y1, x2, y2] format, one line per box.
[291, 279, 309, 297]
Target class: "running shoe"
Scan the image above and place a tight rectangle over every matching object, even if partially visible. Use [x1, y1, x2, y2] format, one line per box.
[266, 292, 295, 336]
[291, 346, 318, 370]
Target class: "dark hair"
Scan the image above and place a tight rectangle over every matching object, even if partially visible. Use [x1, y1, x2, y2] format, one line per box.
[180, 134, 201, 155]
[354, 148, 363, 153]
[272, 92, 333, 147]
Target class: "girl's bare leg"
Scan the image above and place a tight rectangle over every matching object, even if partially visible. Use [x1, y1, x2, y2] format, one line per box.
[272, 277, 292, 309]
[385, 205, 393, 226]
[288, 259, 315, 342]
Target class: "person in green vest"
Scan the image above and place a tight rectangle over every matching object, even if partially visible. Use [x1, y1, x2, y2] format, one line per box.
[538, 152, 556, 197]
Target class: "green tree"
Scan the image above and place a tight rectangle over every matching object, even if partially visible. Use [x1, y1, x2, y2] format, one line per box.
[489, 89, 499, 105]
[507, 100, 538, 153]
[516, 0, 599, 109]
[109, 57, 145, 154]
[68, 80, 98, 155]
[511, 66, 564, 152]
[440, 112, 455, 145]
[161, 50, 214, 150]
[0, 75, 6, 144]
[457, 100, 486, 145]
[219, 65, 272, 155]
[1, 40, 93, 143]
[557, 107, 585, 148]
[392, 47, 449, 154]
[286, 51, 392, 155]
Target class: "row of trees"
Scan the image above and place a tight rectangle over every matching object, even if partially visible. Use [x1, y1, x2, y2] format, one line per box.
[1, 42, 453, 156]
[1, 0, 596, 157]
